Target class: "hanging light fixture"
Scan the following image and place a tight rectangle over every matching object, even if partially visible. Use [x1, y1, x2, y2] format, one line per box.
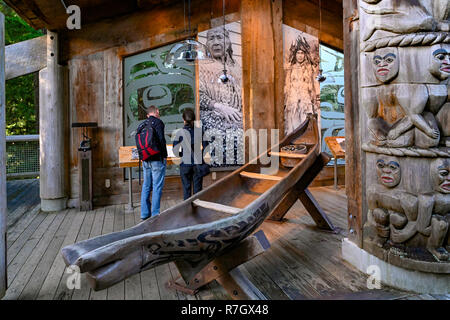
[217, 0, 232, 84]
[316, 0, 327, 82]
[164, 0, 214, 68]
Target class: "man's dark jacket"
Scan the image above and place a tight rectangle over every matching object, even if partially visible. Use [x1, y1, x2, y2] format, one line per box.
[137, 116, 168, 161]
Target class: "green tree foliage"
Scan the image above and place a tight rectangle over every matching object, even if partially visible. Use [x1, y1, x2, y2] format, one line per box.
[1, 1, 43, 135]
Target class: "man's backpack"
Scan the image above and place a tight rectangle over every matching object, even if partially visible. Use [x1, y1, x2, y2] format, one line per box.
[135, 119, 160, 161]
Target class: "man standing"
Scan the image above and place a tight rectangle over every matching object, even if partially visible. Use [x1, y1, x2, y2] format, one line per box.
[138, 105, 168, 220]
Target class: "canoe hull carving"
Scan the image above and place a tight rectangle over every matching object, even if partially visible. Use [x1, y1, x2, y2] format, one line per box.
[61, 114, 321, 291]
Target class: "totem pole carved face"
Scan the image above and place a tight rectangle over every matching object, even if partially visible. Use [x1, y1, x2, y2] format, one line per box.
[428, 44, 450, 81]
[431, 158, 450, 194]
[376, 158, 401, 188]
[372, 47, 399, 83]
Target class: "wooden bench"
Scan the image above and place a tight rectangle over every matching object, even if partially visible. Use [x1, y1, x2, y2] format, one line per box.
[269, 151, 308, 159]
[239, 171, 282, 181]
[192, 199, 241, 215]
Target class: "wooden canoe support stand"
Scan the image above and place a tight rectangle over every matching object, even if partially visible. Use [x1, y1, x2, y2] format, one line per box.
[167, 230, 269, 300]
[269, 152, 336, 232]
[167, 153, 335, 299]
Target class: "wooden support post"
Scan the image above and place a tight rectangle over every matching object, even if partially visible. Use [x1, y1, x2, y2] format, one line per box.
[167, 230, 269, 300]
[241, 0, 284, 140]
[39, 31, 67, 212]
[0, 12, 7, 299]
[269, 153, 335, 232]
[343, 0, 363, 246]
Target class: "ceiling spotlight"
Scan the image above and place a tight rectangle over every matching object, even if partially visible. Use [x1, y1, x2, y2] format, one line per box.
[163, 0, 214, 67]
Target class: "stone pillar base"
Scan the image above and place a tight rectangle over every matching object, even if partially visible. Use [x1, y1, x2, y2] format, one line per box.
[41, 198, 67, 212]
[342, 238, 450, 294]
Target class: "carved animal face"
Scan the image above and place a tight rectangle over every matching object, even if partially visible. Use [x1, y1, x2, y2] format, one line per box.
[372, 48, 399, 83]
[428, 44, 450, 81]
[376, 158, 401, 188]
[431, 158, 450, 194]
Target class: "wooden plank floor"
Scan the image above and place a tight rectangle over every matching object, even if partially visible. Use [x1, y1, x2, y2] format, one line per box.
[6, 179, 41, 231]
[2, 180, 449, 300]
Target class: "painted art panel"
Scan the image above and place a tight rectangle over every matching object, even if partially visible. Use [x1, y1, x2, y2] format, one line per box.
[198, 21, 244, 167]
[283, 24, 320, 136]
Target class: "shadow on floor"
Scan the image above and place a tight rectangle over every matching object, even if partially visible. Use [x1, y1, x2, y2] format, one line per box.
[6, 179, 40, 229]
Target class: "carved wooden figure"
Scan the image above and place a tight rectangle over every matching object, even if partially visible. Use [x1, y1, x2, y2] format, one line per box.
[362, 46, 441, 148]
[367, 156, 419, 246]
[359, 0, 450, 270]
[427, 44, 450, 147]
[359, 0, 434, 42]
[416, 158, 450, 261]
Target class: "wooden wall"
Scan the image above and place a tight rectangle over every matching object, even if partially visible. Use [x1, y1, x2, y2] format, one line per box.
[63, 0, 344, 207]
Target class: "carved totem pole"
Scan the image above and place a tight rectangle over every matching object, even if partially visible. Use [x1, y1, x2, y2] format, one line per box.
[359, 0, 450, 272]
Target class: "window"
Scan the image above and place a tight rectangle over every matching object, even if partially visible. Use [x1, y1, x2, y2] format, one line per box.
[319, 45, 345, 163]
[123, 43, 196, 176]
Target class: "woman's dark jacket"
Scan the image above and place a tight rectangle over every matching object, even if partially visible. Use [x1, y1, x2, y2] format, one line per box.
[173, 125, 208, 167]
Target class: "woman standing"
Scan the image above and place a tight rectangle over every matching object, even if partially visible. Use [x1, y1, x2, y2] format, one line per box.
[173, 108, 209, 200]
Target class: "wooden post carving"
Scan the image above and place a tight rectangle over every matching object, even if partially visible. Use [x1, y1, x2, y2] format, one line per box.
[358, 0, 450, 271]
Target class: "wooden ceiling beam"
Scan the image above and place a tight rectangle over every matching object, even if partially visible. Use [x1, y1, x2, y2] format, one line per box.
[283, 0, 344, 50]
[4, 0, 47, 29]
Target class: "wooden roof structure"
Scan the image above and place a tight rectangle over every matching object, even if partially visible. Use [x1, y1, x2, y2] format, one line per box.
[4, 0, 176, 30]
[4, 0, 343, 47]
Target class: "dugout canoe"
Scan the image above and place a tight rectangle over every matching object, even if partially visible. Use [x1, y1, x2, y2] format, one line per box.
[61, 113, 321, 291]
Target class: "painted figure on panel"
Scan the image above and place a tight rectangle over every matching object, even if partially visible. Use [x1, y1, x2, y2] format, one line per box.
[283, 27, 320, 135]
[199, 24, 244, 166]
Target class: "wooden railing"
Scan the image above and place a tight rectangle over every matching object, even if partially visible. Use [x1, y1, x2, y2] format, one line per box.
[6, 135, 39, 179]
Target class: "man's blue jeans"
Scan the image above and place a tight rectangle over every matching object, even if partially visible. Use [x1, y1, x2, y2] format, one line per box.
[141, 160, 166, 219]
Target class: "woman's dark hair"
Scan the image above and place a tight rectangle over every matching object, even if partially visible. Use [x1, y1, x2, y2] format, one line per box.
[182, 108, 195, 127]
